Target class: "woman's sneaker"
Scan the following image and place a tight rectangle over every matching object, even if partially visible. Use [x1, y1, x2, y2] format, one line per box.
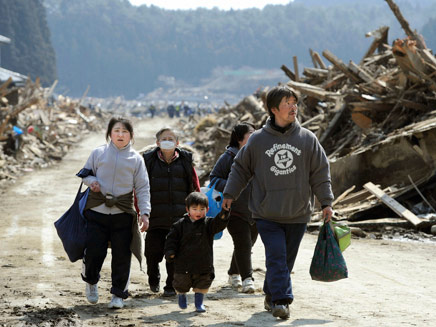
[108, 295, 124, 309]
[228, 274, 242, 288]
[241, 278, 255, 293]
[85, 283, 98, 304]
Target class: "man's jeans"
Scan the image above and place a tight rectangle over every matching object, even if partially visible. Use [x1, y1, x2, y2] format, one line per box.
[256, 219, 306, 303]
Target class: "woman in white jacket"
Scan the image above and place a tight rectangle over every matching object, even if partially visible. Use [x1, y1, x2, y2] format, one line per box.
[81, 116, 151, 309]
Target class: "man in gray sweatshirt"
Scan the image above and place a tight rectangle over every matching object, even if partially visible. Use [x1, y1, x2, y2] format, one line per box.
[222, 86, 334, 320]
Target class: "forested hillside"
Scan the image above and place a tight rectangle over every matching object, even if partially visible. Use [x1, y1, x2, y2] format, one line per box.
[44, 0, 436, 98]
[0, 0, 56, 86]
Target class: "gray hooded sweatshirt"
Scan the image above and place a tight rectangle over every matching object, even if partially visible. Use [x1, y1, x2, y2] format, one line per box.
[223, 118, 333, 224]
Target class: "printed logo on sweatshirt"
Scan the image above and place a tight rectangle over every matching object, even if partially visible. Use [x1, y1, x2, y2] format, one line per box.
[265, 143, 301, 176]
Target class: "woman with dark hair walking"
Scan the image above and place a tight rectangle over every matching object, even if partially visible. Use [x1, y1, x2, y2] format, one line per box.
[209, 122, 258, 293]
[80, 116, 151, 309]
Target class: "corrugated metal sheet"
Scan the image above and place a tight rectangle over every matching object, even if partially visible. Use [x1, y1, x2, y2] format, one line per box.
[0, 35, 11, 44]
[0, 67, 26, 86]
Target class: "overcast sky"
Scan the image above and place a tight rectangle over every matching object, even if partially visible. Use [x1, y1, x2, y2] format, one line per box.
[128, 0, 292, 10]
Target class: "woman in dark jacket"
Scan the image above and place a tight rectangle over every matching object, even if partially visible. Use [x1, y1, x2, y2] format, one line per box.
[209, 122, 257, 293]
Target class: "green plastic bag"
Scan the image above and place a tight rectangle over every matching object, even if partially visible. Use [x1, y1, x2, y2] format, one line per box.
[310, 222, 348, 282]
[330, 221, 351, 252]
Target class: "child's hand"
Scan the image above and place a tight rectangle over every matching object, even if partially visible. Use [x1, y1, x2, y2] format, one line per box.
[165, 253, 175, 262]
[216, 208, 230, 220]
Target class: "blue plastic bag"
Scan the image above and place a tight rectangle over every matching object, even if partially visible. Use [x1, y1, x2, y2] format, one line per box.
[54, 182, 89, 262]
[200, 180, 224, 240]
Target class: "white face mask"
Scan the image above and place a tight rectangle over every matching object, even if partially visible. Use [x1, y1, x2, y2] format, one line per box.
[160, 140, 176, 150]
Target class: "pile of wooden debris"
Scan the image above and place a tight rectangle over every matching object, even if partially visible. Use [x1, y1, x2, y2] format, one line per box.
[281, 0, 436, 237]
[180, 0, 436, 238]
[284, 31, 436, 160]
[181, 94, 267, 181]
[0, 77, 109, 189]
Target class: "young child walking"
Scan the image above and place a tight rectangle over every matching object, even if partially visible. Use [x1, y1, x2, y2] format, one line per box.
[80, 116, 151, 309]
[164, 192, 229, 312]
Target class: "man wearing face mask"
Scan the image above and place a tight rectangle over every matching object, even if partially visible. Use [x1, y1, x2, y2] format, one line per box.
[142, 127, 201, 297]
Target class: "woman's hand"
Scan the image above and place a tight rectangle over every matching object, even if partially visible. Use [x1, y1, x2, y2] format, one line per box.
[139, 214, 149, 232]
[90, 181, 101, 193]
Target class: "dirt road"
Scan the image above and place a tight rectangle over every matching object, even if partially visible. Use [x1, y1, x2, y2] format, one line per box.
[1, 117, 435, 327]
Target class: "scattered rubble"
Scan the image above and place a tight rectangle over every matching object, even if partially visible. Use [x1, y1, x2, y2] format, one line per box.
[0, 77, 109, 191]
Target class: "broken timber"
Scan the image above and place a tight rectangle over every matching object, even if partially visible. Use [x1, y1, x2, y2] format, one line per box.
[363, 182, 422, 226]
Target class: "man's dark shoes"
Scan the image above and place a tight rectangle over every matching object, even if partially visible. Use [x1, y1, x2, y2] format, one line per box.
[150, 284, 160, 293]
[163, 287, 176, 297]
[272, 303, 290, 320]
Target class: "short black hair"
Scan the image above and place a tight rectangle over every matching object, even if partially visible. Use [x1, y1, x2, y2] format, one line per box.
[229, 122, 255, 148]
[266, 86, 298, 117]
[106, 116, 134, 142]
[185, 192, 208, 208]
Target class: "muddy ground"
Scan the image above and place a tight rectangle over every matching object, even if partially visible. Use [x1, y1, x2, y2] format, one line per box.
[0, 117, 435, 327]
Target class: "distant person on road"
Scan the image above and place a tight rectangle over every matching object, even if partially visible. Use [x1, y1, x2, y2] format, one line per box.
[148, 103, 156, 118]
[142, 127, 201, 297]
[222, 86, 334, 320]
[164, 192, 229, 312]
[167, 104, 175, 118]
[209, 122, 258, 293]
[182, 101, 191, 117]
[80, 116, 151, 309]
[175, 103, 181, 117]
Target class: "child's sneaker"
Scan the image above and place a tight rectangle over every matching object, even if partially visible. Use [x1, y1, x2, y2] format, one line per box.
[178, 294, 187, 309]
[228, 274, 242, 288]
[241, 277, 255, 293]
[108, 295, 124, 309]
[85, 283, 98, 304]
[194, 293, 206, 313]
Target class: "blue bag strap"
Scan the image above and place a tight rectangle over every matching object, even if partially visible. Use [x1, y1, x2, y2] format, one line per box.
[207, 178, 219, 190]
[207, 179, 223, 198]
[75, 182, 84, 201]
